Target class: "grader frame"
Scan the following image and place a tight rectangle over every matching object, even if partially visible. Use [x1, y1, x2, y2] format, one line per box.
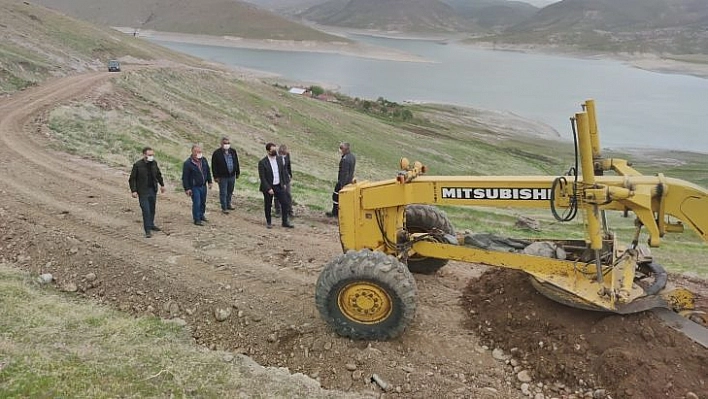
[315, 100, 708, 341]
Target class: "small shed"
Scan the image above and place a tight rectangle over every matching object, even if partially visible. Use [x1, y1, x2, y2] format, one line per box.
[288, 87, 307, 95]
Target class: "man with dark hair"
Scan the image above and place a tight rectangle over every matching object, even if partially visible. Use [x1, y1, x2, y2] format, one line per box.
[211, 137, 240, 214]
[258, 142, 293, 229]
[182, 144, 213, 226]
[129, 146, 166, 238]
[273, 143, 292, 218]
[326, 142, 356, 217]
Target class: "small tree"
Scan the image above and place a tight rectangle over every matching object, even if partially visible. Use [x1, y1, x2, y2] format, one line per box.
[310, 85, 325, 97]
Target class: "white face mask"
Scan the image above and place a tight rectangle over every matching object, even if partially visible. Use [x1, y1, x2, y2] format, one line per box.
[223, 144, 230, 150]
[196, 153, 203, 159]
[146, 155, 155, 162]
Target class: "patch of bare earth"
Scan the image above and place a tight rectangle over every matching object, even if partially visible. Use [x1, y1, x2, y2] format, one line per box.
[462, 269, 708, 399]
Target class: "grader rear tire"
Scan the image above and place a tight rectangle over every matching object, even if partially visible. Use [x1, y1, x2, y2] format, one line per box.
[315, 249, 417, 340]
[405, 204, 455, 274]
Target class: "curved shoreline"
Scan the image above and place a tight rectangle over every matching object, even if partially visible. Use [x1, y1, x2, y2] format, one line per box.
[116, 27, 708, 80]
[114, 28, 433, 63]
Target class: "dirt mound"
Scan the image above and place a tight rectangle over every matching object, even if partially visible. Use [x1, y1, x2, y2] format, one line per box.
[462, 269, 708, 399]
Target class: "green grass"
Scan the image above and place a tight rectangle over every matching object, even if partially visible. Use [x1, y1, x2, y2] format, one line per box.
[0, 264, 354, 399]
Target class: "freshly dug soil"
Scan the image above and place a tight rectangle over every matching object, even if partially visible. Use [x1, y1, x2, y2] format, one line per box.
[462, 269, 708, 399]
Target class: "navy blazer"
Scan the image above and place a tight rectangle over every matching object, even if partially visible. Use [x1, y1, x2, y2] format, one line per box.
[182, 157, 212, 191]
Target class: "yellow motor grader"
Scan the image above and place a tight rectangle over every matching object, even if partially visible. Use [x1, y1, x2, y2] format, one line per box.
[315, 99, 708, 343]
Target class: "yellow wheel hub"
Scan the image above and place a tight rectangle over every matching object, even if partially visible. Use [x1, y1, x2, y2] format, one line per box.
[338, 281, 393, 324]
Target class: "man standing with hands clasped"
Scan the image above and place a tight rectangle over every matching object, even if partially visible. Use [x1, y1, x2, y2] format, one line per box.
[182, 144, 213, 226]
[211, 137, 240, 214]
[129, 147, 166, 238]
[258, 142, 294, 229]
[326, 142, 356, 218]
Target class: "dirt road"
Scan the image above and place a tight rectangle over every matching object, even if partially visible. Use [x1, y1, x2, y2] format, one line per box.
[0, 73, 522, 398]
[2, 72, 706, 399]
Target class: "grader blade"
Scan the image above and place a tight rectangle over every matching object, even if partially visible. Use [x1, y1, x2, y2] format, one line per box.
[531, 277, 708, 348]
[653, 308, 708, 349]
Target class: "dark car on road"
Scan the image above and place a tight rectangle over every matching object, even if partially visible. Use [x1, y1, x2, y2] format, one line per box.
[108, 60, 121, 72]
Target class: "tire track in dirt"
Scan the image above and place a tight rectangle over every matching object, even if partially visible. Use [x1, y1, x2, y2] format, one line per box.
[0, 71, 524, 398]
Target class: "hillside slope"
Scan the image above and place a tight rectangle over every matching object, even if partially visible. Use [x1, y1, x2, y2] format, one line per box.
[32, 0, 346, 41]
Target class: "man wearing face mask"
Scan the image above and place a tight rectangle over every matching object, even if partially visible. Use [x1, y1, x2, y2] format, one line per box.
[129, 147, 166, 238]
[182, 144, 213, 226]
[211, 137, 240, 214]
[326, 142, 356, 218]
[258, 142, 294, 229]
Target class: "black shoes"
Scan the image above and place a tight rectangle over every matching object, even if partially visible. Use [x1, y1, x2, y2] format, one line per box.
[325, 212, 338, 217]
[151, 226, 161, 231]
[201, 217, 208, 222]
[282, 223, 295, 228]
[145, 231, 152, 238]
[266, 223, 273, 229]
[222, 209, 229, 214]
[194, 220, 204, 226]
[227, 206, 236, 210]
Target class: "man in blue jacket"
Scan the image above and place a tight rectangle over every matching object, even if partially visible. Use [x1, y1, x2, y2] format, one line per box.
[182, 144, 213, 226]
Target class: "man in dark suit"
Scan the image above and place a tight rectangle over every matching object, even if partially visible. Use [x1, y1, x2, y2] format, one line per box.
[211, 137, 240, 214]
[128, 146, 166, 238]
[273, 144, 293, 217]
[258, 142, 293, 229]
[326, 142, 356, 217]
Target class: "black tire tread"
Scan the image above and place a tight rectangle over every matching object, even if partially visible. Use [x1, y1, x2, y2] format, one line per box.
[405, 204, 455, 274]
[315, 249, 417, 340]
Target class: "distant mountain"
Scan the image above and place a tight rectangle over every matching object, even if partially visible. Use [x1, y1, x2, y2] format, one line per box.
[297, 0, 540, 33]
[242, 0, 328, 14]
[298, 0, 473, 32]
[488, 0, 708, 54]
[31, 0, 345, 41]
[514, 0, 708, 31]
[442, 0, 538, 29]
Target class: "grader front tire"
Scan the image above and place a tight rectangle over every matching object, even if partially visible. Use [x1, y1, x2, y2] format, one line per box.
[315, 249, 418, 340]
[405, 204, 455, 274]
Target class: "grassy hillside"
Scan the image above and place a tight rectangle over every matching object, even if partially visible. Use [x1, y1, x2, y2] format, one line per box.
[476, 0, 708, 55]
[0, 0, 202, 94]
[32, 0, 348, 42]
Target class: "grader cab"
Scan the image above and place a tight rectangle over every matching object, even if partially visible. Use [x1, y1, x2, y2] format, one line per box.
[315, 100, 708, 343]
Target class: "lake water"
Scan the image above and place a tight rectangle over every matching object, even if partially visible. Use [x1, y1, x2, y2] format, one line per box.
[152, 35, 708, 153]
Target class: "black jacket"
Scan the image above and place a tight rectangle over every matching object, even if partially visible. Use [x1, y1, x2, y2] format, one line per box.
[129, 159, 164, 196]
[182, 157, 212, 191]
[258, 155, 288, 193]
[338, 152, 356, 187]
[280, 153, 292, 183]
[211, 148, 240, 179]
